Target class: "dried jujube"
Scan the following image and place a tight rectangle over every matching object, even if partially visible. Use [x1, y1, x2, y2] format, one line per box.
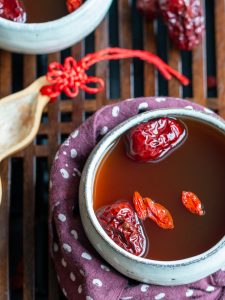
[126, 117, 186, 162]
[97, 202, 147, 256]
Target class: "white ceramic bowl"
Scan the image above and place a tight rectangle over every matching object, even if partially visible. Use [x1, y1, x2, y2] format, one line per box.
[0, 0, 113, 54]
[79, 108, 225, 285]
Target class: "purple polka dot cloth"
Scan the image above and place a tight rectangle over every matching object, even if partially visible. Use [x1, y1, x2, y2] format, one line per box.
[49, 97, 225, 300]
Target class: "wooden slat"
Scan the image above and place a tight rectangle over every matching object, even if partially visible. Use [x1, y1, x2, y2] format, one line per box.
[0, 159, 10, 300]
[0, 49, 11, 300]
[192, 41, 206, 105]
[168, 46, 182, 98]
[95, 16, 109, 106]
[215, 0, 225, 117]
[192, 0, 207, 106]
[23, 55, 36, 300]
[118, 0, 132, 99]
[143, 19, 157, 96]
[71, 43, 84, 127]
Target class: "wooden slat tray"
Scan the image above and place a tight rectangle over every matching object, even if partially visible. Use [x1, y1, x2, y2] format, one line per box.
[0, 0, 224, 299]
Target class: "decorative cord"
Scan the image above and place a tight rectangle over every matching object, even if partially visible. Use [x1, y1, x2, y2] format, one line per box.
[41, 47, 189, 102]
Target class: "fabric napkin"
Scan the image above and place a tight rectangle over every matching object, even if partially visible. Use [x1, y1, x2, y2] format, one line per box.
[49, 97, 225, 300]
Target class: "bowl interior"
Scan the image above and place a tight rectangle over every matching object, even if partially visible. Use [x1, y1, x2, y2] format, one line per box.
[80, 108, 225, 266]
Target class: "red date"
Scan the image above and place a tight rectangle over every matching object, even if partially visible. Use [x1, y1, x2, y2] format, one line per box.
[97, 202, 147, 256]
[126, 117, 186, 162]
[0, 0, 26, 22]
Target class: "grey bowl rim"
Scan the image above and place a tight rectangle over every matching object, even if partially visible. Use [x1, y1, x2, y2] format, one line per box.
[79, 108, 225, 267]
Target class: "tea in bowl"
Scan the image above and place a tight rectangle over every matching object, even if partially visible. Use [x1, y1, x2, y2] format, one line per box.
[79, 108, 225, 285]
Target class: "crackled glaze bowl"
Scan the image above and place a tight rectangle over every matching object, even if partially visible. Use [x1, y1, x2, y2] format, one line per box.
[79, 108, 225, 285]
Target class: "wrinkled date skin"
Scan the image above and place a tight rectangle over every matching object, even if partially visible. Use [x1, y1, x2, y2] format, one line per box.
[97, 202, 147, 256]
[126, 117, 186, 162]
[0, 0, 26, 22]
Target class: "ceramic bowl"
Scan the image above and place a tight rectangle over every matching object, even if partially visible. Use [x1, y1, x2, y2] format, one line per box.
[0, 0, 113, 54]
[79, 108, 225, 285]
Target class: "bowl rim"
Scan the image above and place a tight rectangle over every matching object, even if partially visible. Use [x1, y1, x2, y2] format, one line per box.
[80, 107, 225, 267]
[0, 0, 104, 30]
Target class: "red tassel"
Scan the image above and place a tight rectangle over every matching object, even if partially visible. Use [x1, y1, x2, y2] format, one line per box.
[40, 47, 189, 102]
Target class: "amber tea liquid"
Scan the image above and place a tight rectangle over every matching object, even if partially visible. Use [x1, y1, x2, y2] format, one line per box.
[93, 117, 225, 260]
[23, 0, 67, 23]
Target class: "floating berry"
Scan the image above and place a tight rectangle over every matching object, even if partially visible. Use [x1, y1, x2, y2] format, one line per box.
[133, 191, 148, 220]
[0, 0, 26, 22]
[182, 191, 205, 216]
[126, 117, 186, 162]
[136, 0, 160, 19]
[144, 197, 174, 229]
[66, 0, 83, 13]
[97, 202, 147, 256]
[159, 0, 205, 50]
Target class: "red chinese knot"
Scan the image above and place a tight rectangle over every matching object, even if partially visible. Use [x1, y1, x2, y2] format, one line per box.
[40, 47, 189, 102]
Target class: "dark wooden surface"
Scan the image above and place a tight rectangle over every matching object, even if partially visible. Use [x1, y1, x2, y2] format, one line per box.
[0, 0, 224, 299]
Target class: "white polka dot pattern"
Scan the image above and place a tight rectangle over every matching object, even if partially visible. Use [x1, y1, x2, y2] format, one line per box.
[62, 288, 67, 297]
[60, 168, 69, 179]
[72, 129, 79, 138]
[185, 105, 194, 110]
[112, 106, 120, 117]
[138, 102, 148, 110]
[155, 97, 166, 102]
[70, 272, 76, 282]
[100, 126, 109, 135]
[61, 258, 67, 267]
[155, 293, 165, 300]
[81, 252, 92, 260]
[121, 297, 133, 300]
[86, 296, 93, 300]
[58, 214, 66, 222]
[63, 243, 72, 253]
[78, 285, 82, 294]
[80, 269, 85, 276]
[70, 229, 78, 240]
[186, 289, 193, 297]
[206, 285, 215, 292]
[92, 278, 102, 287]
[100, 264, 110, 272]
[140, 284, 149, 292]
[71, 149, 77, 158]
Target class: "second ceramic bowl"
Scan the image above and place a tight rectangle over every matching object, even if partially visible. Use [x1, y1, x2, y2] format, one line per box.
[0, 0, 113, 54]
[79, 108, 225, 285]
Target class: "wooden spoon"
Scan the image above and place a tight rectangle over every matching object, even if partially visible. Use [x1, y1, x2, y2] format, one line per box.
[0, 76, 50, 202]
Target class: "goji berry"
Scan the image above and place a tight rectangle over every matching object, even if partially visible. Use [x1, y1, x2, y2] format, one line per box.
[126, 117, 186, 162]
[182, 191, 205, 216]
[133, 191, 148, 220]
[66, 0, 83, 13]
[97, 202, 147, 256]
[144, 197, 174, 229]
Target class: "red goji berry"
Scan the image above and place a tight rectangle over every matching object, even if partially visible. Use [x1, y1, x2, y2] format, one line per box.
[144, 197, 174, 229]
[182, 191, 205, 216]
[66, 0, 83, 13]
[133, 191, 148, 220]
